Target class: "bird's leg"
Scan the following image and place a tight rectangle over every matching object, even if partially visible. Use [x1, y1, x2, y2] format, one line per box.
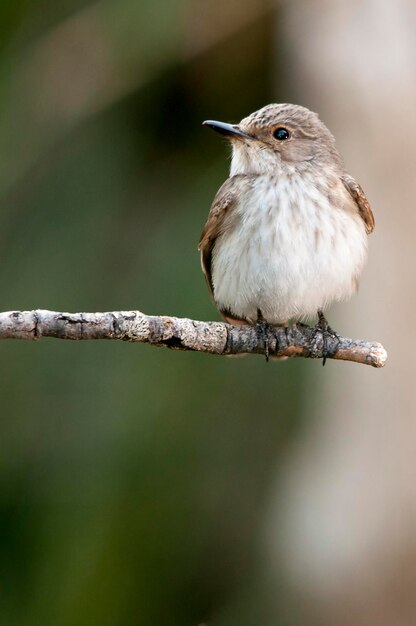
[256, 309, 273, 362]
[292, 321, 309, 331]
[314, 310, 340, 366]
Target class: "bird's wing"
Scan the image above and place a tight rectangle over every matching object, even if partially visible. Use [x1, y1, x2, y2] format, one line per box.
[198, 177, 241, 303]
[341, 174, 375, 234]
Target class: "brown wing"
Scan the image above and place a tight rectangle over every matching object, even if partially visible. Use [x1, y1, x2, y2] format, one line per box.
[198, 177, 240, 302]
[341, 174, 375, 234]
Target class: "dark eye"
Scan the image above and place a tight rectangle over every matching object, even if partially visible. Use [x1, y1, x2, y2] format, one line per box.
[273, 127, 290, 141]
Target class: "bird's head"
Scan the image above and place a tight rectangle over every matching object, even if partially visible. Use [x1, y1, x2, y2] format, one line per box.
[203, 103, 342, 176]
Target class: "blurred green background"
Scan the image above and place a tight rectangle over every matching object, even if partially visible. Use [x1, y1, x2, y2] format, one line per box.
[0, 2, 308, 625]
[1, 1, 410, 625]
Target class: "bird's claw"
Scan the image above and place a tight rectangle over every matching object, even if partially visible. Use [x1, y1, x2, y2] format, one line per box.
[314, 311, 340, 366]
[256, 309, 275, 362]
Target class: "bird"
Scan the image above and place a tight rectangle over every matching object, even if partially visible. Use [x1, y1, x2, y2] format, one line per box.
[198, 103, 374, 362]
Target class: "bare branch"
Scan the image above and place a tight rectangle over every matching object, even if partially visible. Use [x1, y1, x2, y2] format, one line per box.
[0, 309, 387, 367]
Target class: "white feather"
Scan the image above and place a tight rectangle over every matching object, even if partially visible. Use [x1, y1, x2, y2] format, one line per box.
[211, 173, 368, 324]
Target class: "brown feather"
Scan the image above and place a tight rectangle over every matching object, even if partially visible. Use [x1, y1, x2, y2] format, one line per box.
[341, 174, 375, 234]
[198, 176, 245, 315]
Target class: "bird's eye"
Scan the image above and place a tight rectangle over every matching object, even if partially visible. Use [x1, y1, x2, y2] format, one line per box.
[273, 127, 290, 141]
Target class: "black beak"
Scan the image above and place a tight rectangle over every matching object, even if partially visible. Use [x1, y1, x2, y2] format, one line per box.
[202, 120, 252, 140]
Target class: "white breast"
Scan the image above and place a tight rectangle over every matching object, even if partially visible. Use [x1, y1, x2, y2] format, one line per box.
[211, 174, 368, 324]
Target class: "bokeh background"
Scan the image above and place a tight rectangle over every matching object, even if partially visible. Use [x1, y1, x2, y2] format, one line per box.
[0, 1, 413, 625]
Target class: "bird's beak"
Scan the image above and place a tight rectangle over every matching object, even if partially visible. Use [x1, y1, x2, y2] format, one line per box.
[203, 120, 252, 140]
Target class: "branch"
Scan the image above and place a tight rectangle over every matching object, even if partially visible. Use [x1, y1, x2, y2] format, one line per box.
[0, 309, 387, 367]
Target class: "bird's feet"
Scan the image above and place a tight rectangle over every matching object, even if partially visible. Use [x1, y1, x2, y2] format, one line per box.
[256, 309, 276, 362]
[314, 310, 340, 366]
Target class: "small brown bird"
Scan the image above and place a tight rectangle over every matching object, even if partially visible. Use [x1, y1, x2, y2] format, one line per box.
[199, 103, 374, 361]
